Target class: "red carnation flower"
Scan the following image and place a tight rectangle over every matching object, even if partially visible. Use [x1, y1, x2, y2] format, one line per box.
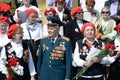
[8, 58, 19, 66]
[105, 43, 115, 51]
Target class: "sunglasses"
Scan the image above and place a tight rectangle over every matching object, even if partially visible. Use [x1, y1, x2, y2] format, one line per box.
[101, 11, 109, 14]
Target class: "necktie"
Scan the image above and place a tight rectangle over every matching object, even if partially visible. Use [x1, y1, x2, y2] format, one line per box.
[51, 38, 54, 46]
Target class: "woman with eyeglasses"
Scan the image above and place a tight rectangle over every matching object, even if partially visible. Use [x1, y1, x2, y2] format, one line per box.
[83, 0, 100, 24]
[73, 22, 119, 80]
[0, 24, 36, 80]
[95, 6, 117, 80]
[95, 6, 117, 44]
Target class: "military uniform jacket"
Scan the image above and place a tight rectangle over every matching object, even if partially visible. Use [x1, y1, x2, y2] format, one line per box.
[37, 35, 72, 80]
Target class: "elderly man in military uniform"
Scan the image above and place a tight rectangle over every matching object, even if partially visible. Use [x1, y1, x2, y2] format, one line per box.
[37, 16, 72, 80]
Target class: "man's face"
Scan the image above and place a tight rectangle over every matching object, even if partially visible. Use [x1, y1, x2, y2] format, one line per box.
[47, 26, 59, 38]
[56, 2, 65, 12]
[86, 3, 94, 12]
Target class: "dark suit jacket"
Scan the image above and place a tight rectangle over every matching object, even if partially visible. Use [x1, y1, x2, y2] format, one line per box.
[58, 8, 72, 35]
[64, 19, 88, 52]
[62, 8, 72, 22]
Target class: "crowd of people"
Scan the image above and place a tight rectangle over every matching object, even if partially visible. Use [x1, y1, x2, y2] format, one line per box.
[0, 0, 120, 80]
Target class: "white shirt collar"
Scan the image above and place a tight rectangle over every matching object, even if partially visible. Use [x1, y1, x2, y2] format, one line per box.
[77, 20, 83, 24]
[11, 41, 23, 58]
[51, 35, 58, 43]
[82, 37, 99, 44]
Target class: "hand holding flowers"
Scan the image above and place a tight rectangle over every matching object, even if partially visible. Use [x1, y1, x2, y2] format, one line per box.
[2, 58, 24, 80]
[72, 43, 115, 80]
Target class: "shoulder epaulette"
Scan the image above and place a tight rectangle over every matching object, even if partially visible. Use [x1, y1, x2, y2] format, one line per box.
[61, 36, 70, 41]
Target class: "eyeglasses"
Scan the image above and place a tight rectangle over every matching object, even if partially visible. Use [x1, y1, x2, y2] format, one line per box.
[78, 12, 84, 14]
[101, 11, 109, 14]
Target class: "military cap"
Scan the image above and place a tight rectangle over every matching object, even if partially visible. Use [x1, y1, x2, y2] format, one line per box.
[47, 16, 63, 27]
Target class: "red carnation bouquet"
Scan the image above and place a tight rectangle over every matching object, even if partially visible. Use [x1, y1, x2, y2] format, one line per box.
[2, 58, 24, 80]
[72, 43, 115, 80]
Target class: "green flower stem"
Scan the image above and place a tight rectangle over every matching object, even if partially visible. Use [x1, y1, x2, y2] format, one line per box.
[72, 50, 109, 80]
[72, 66, 88, 80]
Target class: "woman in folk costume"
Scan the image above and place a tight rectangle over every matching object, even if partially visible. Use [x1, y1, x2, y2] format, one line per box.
[73, 22, 120, 80]
[0, 16, 11, 80]
[0, 24, 36, 80]
[21, 8, 43, 41]
[20, 8, 43, 68]
[95, 6, 117, 43]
